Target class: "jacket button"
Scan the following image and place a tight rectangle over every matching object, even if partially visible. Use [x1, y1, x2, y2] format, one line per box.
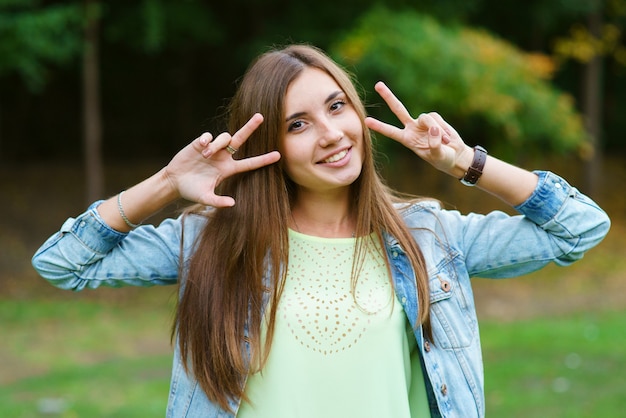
[440, 384, 448, 396]
[424, 341, 431, 352]
[440, 280, 451, 292]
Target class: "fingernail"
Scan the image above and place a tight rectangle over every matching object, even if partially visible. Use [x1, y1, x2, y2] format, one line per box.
[429, 126, 440, 136]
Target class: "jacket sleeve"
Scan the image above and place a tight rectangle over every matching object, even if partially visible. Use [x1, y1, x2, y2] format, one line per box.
[31, 201, 203, 291]
[441, 171, 611, 278]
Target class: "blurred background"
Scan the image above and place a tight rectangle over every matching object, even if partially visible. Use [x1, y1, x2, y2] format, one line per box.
[1, 0, 624, 416]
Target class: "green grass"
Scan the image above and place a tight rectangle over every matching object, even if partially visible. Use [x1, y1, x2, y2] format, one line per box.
[481, 310, 626, 417]
[0, 283, 626, 418]
[2, 296, 624, 417]
[1, 356, 171, 417]
[0, 293, 175, 417]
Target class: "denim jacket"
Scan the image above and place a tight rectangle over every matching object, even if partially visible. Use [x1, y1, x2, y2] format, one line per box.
[32, 171, 610, 417]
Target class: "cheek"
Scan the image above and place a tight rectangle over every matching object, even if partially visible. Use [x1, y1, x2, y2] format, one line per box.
[354, 131, 366, 158]
[280, 145, 305, 179]
[349, 117, 365, 147]
[281, 142, 298, 166]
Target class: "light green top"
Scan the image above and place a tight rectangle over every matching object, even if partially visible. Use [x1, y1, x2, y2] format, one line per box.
[237, 230, 431, 418]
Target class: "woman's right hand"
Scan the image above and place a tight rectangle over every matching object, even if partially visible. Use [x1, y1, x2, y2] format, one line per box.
[97, 113, 280, 232]
[164, 113, 281, 207]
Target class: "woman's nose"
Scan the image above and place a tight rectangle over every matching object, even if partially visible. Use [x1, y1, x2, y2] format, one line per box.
[318, 120, 343, 147]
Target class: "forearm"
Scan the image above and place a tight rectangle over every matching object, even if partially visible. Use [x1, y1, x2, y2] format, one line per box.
[32, 201, 186, 290]
[452, 145, 539, 207]
[97, 168, 180, 232]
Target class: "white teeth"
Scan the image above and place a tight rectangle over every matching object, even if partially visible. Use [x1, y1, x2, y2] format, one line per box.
[322, 149, 348, 163]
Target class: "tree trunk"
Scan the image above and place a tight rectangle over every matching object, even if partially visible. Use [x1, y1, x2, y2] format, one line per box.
[582, 7, 604, 197]
[0, 101, 2, 162]
[83, 0, 104, 203]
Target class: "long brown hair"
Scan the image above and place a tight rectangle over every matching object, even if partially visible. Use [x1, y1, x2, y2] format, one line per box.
[174, 44, 430, 412]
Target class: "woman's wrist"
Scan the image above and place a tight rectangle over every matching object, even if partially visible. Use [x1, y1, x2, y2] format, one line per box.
[97, 168, 181, 232]
[155, 167, 183, 203]
[476, 158, 539, 206]
[449, 145, 475, 179]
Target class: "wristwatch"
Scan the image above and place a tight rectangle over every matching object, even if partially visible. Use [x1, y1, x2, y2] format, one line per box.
[460, 145, 488, 186]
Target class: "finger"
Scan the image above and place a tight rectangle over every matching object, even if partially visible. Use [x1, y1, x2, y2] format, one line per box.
[416, 113, 437, 130]
[365, 117, 406, 141]
[415, 113, 449, 149]
[373, 82, 414, 126]
[427, 112, 461, 139]
[428, 125, 444, 158]
[234, 150, 281, 173]
[202, 132, 232, 158]
[229, 113, 264, 150]
[210, 150, 280, 207]
[193, 132, 213, 155]
[202, 193, 236, 208]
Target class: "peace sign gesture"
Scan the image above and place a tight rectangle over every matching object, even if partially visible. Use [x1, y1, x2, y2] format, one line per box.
[365, 82, 472, 176]
[165, 113, 281, 207]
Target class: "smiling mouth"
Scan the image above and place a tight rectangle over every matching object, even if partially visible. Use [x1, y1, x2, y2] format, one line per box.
[320, 149, 349, 164]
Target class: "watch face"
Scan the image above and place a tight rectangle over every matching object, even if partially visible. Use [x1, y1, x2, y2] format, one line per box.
[460, 175, 478, 186]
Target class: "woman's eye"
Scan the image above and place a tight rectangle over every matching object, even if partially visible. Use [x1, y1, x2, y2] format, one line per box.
[330, 100, 346, 112]
[288, 120, 304, 132]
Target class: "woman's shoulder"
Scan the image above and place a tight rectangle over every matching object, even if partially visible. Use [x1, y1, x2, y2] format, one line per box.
[393, 197, 472, 233]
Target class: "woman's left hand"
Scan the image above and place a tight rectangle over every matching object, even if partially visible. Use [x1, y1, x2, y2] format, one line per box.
[365, 81, 472, 176]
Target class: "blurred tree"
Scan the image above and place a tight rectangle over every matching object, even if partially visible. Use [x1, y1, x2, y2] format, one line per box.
[0, 0, 82, 160]
[552, 0, 626, 194]
[101, 0, 224, 147]
[0, 0, 82, 90]
[412, 0, 626, 197]
[332, 7, 587, 160]
[432, 0, 626, 196]
[2, 0, 624, 172]
[96, 0, 414, 149]
[105, 0, 222, 52]
[82, 0, 225, 200]
[83, 0, 102, 202]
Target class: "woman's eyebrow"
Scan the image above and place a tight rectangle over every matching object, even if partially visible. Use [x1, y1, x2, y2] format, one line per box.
[285, 90, 344, 122]
[324, 90, 343, 104]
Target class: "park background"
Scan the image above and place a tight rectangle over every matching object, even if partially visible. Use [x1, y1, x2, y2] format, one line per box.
[1, 0, 625, 416]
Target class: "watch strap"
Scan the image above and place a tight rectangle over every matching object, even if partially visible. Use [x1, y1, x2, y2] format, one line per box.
[460, 145, 488, 186]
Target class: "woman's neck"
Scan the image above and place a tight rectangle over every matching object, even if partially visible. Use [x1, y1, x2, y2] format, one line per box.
[290, 190, 355, 238]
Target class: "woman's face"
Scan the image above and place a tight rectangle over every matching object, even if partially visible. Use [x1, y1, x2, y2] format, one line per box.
[281, 67, 364, 195]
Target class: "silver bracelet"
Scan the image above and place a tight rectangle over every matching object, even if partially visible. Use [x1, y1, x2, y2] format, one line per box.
[117, 191, 141, 229]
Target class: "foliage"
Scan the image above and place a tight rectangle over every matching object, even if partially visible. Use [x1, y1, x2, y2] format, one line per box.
[554, 22, 626, 66]
[0, 0, 225, 92]
[104, 0, 223, 53]
[434, 0, 602, 49]
[0, 0, 83, 92]
[332, 7, 588, 157]
[553, 0, 626, 67]
[3, 0, 626, 160]
[408, 0, 484, 22]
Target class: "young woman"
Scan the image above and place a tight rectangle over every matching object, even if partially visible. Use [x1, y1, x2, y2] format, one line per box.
[32, 44, 610, 417]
